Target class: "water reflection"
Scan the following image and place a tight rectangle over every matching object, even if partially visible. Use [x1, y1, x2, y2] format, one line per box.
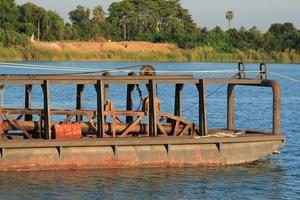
[0, 159, 287, 199]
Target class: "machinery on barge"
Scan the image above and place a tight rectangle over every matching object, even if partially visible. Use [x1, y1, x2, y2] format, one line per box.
[0, 63, 285, 170]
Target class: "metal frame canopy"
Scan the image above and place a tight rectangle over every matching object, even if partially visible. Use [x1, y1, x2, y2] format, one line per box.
[0, 64, 285, 170]
[0, 71, 281, 139]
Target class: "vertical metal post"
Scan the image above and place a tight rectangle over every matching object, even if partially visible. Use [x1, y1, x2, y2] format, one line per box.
[25, 85, 33, 121]
[0, 85, 4, 108]
[76, 84, 84, 122]
[126, 72, 135, 123]
[148, 80, 157, 137]
[96, 80, 105, 138]
[0, 85, 3, 139]
[102, 72, 110, 102]
[197, 80, 208, 136]
[42, 80, 51, 139]
[270, 80, 281, 135]
[174, 84, 184, 117]
[227, 84, 235, 130]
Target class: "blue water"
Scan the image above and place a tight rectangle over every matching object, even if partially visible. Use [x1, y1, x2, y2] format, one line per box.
[0, 62, 299, 199]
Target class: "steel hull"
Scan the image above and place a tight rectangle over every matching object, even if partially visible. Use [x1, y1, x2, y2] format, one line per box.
[0, 134, 285, 171]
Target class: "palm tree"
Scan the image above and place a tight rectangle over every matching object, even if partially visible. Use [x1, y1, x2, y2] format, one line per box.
[226, 11, 234, 30]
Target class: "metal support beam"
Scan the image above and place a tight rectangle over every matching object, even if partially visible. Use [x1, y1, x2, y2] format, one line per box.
[270, 80, 281, 135]
[25, 84, 33, 121]
[0, 85, 4, 108]
[96, 80, 105, 138]
[76, 84, 84, 122]
[103, 72, 111, 102]
[174, 84, 184, 117]
[197, 80, 208, 136]
[227, 84, 235, 129]
[148, 80, 157, 137]
[126, 72, 136, 123]
[42, 80, 51, 139]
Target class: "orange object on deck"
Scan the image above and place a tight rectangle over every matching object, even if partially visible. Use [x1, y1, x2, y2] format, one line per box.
[53, 123, 82, 140]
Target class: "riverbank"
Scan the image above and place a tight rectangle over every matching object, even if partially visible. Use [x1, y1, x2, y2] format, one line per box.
[1, 41, 300, 63]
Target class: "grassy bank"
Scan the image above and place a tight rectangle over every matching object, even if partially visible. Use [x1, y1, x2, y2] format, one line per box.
[1, 44, 300, 63]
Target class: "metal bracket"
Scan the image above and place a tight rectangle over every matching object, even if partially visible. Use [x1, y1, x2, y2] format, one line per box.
[258, 63, 268, 80]
[238, 62, 246, 79]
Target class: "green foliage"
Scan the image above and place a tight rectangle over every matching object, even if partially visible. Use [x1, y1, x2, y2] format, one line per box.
[0, 28, 29, 47]
[1, 0, 300, 62]
[107, 0, 197, 45]
[41, 10, 65, 41]
[0, 0, 19, 31]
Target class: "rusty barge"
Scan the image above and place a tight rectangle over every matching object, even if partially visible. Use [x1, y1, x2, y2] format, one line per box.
[0, 64, 285, 171]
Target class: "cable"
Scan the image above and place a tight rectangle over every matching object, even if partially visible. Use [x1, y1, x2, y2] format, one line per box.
[269, 72, 300, 84]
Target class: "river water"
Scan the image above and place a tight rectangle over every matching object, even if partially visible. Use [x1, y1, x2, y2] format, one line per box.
[0, 62, 299, 199]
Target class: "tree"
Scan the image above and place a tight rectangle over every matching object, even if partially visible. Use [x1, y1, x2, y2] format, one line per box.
[69, 5, 90, 25]
[107, 0, 197, 43]
[225, 11, 234, 30]
[41, 10, 64, 41]
[0, 0, 19, 31]
[18, 3, 46, 41]
[69, 5, 98, 40]
[93, 5, 106, 24]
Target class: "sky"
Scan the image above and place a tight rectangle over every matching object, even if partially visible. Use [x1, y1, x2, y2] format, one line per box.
[15, 0, 300, 32]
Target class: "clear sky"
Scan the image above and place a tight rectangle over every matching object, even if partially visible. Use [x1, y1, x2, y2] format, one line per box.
[15, 0, 300, 32]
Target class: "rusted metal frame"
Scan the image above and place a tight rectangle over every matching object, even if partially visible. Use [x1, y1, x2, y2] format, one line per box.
[155, 112, 168, 136]
[0, 75, 193, 80]
[159, 112, 193, 136]
[24, 84, 33, 121]
[196, 80, 208, 136]
[0, 109, 42, 115]
[0, 134, 285, 149]
[227, 80, 281, 135]
[76, 84, 85, 122]
[0, 84, 4, 108]
[147, 80, 157, 137]
[227, 84, 235, 130]
[126, 72, 136, 123]
[96, 80, 105, 138]
[174, 84, 184, 117]
[120, 115, 144, 137]
[4, 112, 32, 139]
[102, 72, 111, 102]
[42, 80, 51, 139]
[63, 114, 75, 124]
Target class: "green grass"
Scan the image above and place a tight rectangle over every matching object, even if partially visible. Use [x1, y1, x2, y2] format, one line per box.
[1, 45, 300, 63]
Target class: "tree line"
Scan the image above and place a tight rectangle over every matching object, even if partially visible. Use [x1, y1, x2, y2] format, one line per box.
[1, 0, 300, 54]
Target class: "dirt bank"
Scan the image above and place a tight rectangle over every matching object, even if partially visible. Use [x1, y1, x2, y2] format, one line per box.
[32, 41, 176, 54]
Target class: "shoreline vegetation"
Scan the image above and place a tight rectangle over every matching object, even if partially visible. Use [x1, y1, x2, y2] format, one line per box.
[1, 41, 300, 63]
[1, 0, 300, 63]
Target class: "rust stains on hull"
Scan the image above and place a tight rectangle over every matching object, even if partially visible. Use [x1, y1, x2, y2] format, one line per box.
[0, 135, 284, 171]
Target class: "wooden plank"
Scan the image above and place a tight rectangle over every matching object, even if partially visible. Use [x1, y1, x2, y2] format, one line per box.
[76, 84, 85, 122]
[42, 80, 51, 139]
[96, 80, 105, 138]
[25, 84, 33, 121]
